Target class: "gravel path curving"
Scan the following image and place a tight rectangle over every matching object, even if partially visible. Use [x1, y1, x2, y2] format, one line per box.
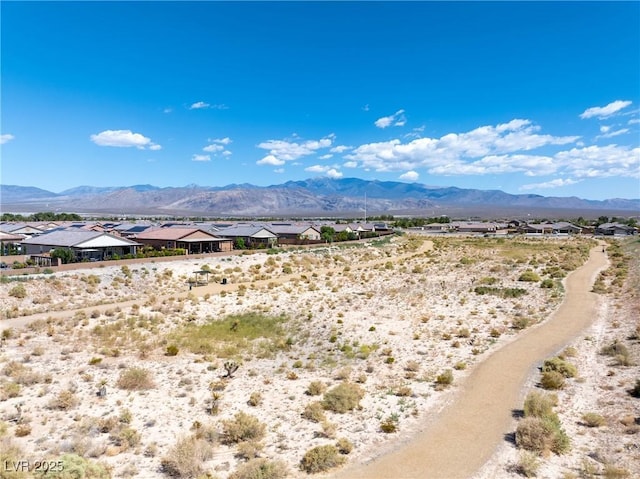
[330, 242, 608, 479]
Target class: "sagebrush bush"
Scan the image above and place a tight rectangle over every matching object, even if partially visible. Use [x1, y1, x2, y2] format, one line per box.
[540, 371, 565, 390]
[302, 401, 326, 423]
[600, 340, 629, 358]
[322, 382, 364, 413]
[116, 367, 155, 390]
[235, 440, 264, 460]
[43, 454, 110, 479]
[518, 270, 541, 282]
[435, 369, 454, 387]
[306, 381, 326, 396]
[229, 458, 288, 479]
[248, 391, 262, 407]
[516, 416, 570, 456]
[543, 357, 577, 378]
[8, 284, 27, 299]
[523, 391, 557, 419]
[516, 450, 541, 478]
[581, 412, 606, 427]
[300, 445, 346, 473]
[335, 437, 353, 455]
[161, 436, 213, 478]
[49, 390, 78, 410]
[222, 412, 266, 444]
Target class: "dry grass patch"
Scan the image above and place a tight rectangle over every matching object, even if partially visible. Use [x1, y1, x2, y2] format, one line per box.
[116, 367, 155, 390]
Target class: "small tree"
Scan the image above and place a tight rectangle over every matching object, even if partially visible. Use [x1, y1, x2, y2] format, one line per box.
[234, 238, 246, 250]
[51, 247, 76, 264]
[320, 226, 335, 243]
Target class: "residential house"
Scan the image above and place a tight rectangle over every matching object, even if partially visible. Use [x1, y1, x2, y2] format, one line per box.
[216, 225, 278, 248]
[133, 227, 233, 253]
[595, 222, 638, 236]
[268, 224, 321, 241]
[21, 230, 141, 261]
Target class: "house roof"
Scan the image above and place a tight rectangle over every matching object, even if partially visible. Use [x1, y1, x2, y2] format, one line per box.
[267, 224, 320, 235]
[216, 225, 277, 238]
[22, 230, 140, 248]
[133, 227, 221, 241]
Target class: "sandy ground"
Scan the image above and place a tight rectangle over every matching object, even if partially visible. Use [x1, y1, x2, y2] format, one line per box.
[1, 235, 636, 479]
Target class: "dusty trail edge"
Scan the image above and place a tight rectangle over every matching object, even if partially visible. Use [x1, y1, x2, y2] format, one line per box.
[329, 241, 609, 479]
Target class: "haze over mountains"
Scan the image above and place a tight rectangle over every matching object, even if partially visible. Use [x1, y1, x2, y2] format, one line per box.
[1, 178, 638, 217]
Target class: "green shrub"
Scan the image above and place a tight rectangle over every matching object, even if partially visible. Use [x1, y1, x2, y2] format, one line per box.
[516, 416, 570, 455]
[543, 357, 577, 378]
[540, 371, 565, 390]
[221, 412, 266, 444]
[523, 391, 557, 419]
[600, 340, 629, 358]
[322, 382, 364, 413]
[300, 445, 346, 473]
[165, 345, 179, 356]
[435, 369, 454, 387]
[540, 279, 555, 288]
[380, 416, 398, 433]
[512, 316, 530, 330]
[519, 270, 541, 282]
[248, 391, 262, 407]
[8, 284, 26, 299]
[229, 458, 288, 479]
[516, 450, 541, 478]
[38, 454, 110, 478]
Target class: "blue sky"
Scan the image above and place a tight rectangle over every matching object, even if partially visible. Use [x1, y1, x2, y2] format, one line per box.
[1, 1, 639, 200]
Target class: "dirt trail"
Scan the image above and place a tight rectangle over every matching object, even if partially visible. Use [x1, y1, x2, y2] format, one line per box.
[1, 240, 432, 331]
[331, 242, 608, 479]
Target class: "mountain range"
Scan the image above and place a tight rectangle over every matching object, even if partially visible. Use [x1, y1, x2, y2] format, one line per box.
[1, 178, 638, 217]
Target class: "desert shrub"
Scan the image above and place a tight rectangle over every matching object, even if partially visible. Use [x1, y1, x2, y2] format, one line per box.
[14, 424, 31, 437]
[600, 340, 629, 358]
[49, 390, 79, 410]
[306, 381, 326, 396]
[0, 381, 21, 400]
[435, 369, 454, 387]
[512, 316, 530, 330]
[515, 450, 541, 478]
[248, 391, 262, 407]
[581, 412, 606, 427]
[540, 371, 565, 390]
[335, 437, 353, 455]
[543, 357, 577, 378]
[111, 427, 141, 450]
[300, 445, 346, 473]
[161, 436, 213, 478]
[516, 416, 565, 455]
[518, 270, 541, 282]
[405, 360, 420, 372]
[302, 401, 326, 423]
[165, 345, 179, 356]
[8, 284, 27, 299]
[540, 278, 555, 288]
[523, 391, 557, 419]
[322, 382, 364, 413]
[229, 458, 288, 479]
[40, 454, 110, 479]
[116, 367, 155, 390]
[222, 412, 266, 444]
[380, 416, 398, 433]
[235, 441, 264, 460]
[602, 464, 631, 479]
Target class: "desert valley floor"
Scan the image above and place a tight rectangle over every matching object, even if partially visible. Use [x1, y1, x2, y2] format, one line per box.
[1, 234, 638, 479]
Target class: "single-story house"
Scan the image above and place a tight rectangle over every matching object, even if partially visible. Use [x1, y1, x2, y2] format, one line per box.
[552, 222, 582, 234]
[595, 223, 638, 236]
[0, 223, 49, 237]
[216, 225, 278, 247]
[21, 230, 141, 261]
[0, 231, 25, 255]
[268, 224, 321, 241]
[133, 227, 233, 253]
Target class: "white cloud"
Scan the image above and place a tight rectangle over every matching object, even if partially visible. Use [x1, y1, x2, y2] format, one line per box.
[1, 134, 15, 144]
[203, 144, 224, 153]
[580, 100, 632, 119]
[274, 168, 285, 173]
[326, 168, 343, 179]
[163, 108, 173, 114]
[90, 130, 161, 150]
[330, 145, 351, 154]
[399, 171, 419, 181]
[520, 178, 580, 190]
[554, 145, 640, 178]
[346, 119, 579, 175]
[210, 137, 232, 145]
[362, 104, 370, 112]
[343, 161, 358, 168]
[629, 118, 640, 125]
[305, 165, 328, 173]
[190, 101, 210, 110]
[375, 109, 406, 128]
[256, 155, 285, 166]
[222, 150, 232, 157]
[192, 154, 211, 162]
[600, 126, 611, 133]
[596, 128, 629, 139]
[256, 135, 334, 165]
[319, 154, 333, 160]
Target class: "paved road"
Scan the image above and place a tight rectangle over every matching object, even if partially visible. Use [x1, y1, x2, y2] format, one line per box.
[330, 242, 608, 479]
